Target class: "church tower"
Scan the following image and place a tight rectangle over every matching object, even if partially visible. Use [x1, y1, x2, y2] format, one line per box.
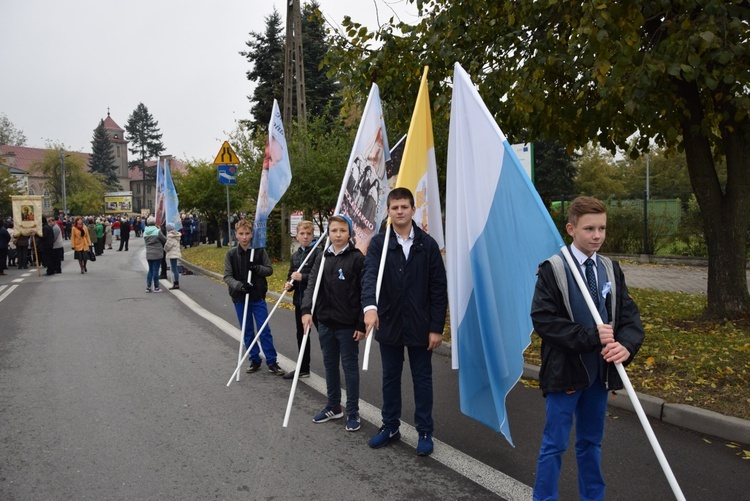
[102, 110, 130, 189]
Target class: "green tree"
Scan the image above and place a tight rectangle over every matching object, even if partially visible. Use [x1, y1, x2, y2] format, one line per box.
[0, 166, 23, 216]
[534, 139, 578, 209]
[330, 0, 750, 318]
[302, 1, 343, 122]
[574, 145, 628, 199]
[89, 119, 118, 189]
[0, 113, 27, 146]
[125, 103, 165, 209]
[175, 160, 246, 236]
[240, 9, 285, 134]
[283, 113, 355, 231]
[39, 146, 106, 215]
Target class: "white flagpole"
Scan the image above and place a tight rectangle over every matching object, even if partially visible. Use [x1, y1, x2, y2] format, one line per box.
[235, 248, 256, 382]
[279, 84, 381, 424]
[362, 220, 391, 370]
[559, 246, 685, 501]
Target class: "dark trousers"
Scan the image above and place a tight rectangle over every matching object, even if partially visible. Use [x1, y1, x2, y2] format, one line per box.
[17, 246, 28, 268]
[379, 343, 434, 434]
[118, 236, 129, 251]
[293, 306, 312, 373]
[318, 323, 360, 413]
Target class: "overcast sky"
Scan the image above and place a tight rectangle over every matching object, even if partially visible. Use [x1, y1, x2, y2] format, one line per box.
[0, 0, 417, 161]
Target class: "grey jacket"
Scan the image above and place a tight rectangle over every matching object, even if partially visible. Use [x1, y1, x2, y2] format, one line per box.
[143, 225, 166, 260]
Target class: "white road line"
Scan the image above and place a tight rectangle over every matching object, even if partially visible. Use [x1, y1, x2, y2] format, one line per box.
[0, 284, 18, 303]
[162, 271, 533, 500]
[12, 279, 24, 283]
[0, 285, 6, 293]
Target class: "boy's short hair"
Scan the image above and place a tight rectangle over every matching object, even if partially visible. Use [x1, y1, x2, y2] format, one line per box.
[296, 220, 314, 233]
[568, 196, 606, 225]
[235, 219, 253, 232]
[387, 187, 415, 208]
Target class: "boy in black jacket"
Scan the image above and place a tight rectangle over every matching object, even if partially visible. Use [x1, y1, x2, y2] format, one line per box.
[223, 219, 284, 376]
[283, 220, 322, 380]
[531, 196, 644, 500]
[301, 214, 365, 432]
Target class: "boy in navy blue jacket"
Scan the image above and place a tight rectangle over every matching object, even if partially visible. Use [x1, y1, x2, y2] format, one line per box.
[531, 196, 644, 501]
[302, 214, 366, 432]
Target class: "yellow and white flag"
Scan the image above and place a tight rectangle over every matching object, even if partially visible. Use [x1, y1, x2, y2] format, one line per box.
[396, 66, 444, 249]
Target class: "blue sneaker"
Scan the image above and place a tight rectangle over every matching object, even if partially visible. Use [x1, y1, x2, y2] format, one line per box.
[368, 425, 400, 448]
[312, 405, 344, 423]
[416, 432, 434, 456]
[345, 411, 361, 432]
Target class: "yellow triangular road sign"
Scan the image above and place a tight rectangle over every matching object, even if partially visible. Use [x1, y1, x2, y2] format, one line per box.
[213, 141, 240, 165]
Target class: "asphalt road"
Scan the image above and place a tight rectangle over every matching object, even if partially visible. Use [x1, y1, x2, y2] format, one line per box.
[0, 239, 747, 500]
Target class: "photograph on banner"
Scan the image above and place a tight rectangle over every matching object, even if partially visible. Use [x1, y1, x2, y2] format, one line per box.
[104, 192, 133, 214]
[11, 195, 43, 236]
[340, 126, 389, 254]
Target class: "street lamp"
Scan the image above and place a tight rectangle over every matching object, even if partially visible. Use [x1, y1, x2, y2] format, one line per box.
[59, 149, 70, 215]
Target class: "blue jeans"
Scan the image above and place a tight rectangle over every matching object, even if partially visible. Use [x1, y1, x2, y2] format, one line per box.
[146, 259, 161, 288]
[379, 343, 434, 433]
[170, 258, 179, 284]
[533, 381, 609, 501]
[318, 323, 360, 413]
[234, 299, 277, 366]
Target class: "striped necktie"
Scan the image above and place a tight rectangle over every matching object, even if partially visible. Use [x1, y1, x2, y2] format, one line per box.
[585, 258, 599, 306]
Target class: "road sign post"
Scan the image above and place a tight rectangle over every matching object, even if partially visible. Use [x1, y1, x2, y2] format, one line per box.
[213, 141, 241, 252]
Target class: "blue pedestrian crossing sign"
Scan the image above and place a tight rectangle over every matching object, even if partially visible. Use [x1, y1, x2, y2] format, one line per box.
[218, 164, 237, 185]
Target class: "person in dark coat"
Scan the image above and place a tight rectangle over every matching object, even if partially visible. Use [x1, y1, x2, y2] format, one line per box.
[361, 188, 447, 456]
[41, 218, 55, 273]
[0, 220, 10, 275]
[118, 217, 131, 251]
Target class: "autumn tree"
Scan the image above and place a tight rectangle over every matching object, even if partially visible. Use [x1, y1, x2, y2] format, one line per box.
[0, 166, 23, 216]
[329, 0, 750, 318]
[39, 146, 106, 215]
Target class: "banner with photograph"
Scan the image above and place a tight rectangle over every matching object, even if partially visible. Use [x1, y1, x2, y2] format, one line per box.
[11, 195, 44, 236]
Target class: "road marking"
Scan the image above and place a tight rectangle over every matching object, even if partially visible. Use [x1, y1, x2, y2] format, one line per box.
[156, 260, 533, 499]
[12, 279, 24, 283]
[0, 284, 18, 303]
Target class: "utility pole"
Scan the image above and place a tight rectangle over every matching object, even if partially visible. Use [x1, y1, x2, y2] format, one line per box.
[281, 0, 306, 260]
[283, 0, 307, 128]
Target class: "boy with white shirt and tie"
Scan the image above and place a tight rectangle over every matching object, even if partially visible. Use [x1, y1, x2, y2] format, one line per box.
[530, 196, 645, 501]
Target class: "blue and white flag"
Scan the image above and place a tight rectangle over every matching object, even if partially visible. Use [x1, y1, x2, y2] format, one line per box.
[446, 62, 564, 446]
[164, 158, 182, 231]
[252, 99, 292, 248]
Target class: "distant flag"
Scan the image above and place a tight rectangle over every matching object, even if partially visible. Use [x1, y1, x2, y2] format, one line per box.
[339, 84, 390, 254]
[252, 99, 292, 248]
[446, 62, 564, 446]
[396, 66, 444, 249]
[164, 158, 182, 231]
[154, 158, 166, 226]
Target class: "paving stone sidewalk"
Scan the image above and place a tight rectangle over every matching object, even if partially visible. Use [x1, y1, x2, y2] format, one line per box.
[620, 262, 750, 294]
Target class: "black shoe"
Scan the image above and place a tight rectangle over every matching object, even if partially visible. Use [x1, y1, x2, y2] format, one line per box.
[169, 283, 179, 290]
[245, 361, 261, 373]
[282, 370, 295, 380]
[267, 363, 285, 376]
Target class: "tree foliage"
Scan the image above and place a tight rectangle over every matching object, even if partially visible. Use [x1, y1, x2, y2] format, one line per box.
[533, 139, 578, 209]
[125, 102, 165, 180]
[302, 1, 343, 122]
[39, 146, 106, 215]
[240, 9, 285, 134]
[89, 119, 118, 189]
[0, 166, 23, 216]
[329, 0, 750, 318]
[0, 113, 27, 146]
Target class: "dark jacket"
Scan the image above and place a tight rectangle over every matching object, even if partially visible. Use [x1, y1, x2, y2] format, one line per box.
[223, 246, 273, 303]
[286, 240, 323, 307]
[530, 252, 645, 395]
[121, 220, 131, 238]
[301, 243, 365, 331]
[362, 223, 447, 347]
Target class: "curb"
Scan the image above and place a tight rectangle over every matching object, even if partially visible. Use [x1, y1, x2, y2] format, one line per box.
[178, 258, 750, 446]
